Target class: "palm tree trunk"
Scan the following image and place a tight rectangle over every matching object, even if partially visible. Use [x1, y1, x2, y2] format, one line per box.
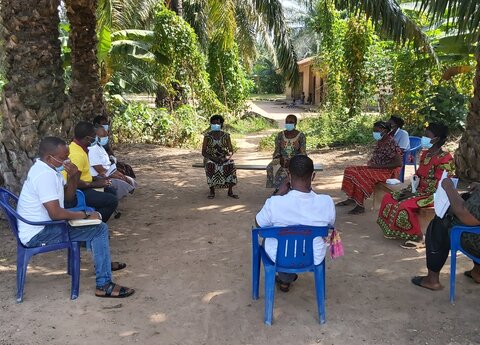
[169, 0, 183, 17]
[0, 0, 68, 191]
[455, 39, 480, 180]
[65, 0, 106, 120]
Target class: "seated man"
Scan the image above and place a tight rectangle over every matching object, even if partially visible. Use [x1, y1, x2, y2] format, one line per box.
[17, 137, 134, 298]
[89, 125, 137, 200]
[65, 121, 118, 222]
[412, 178, 480, 290]
[256, 155, 335, 292]
[388, 115, 410, 151]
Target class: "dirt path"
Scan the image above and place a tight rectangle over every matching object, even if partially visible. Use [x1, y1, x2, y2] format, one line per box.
[0, 124, 479, 344]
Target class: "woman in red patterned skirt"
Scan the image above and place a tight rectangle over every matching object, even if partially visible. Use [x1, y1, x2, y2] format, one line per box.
[337, 121, 403, 215]
[377, 123, 455, 248]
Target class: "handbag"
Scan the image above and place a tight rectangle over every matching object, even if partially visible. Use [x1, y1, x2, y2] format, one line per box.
[329, 229, 344, 259]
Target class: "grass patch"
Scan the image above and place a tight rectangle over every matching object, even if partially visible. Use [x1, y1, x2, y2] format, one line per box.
[228, 112, 277, 134]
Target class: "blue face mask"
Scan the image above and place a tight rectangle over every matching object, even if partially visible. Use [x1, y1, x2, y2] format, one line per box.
[89, 136, 98, 147]
[285, 123, 295, 131]
[373, 132, 382, 141]
[211, 124, 221, 131]
[55, 165, 65, 173]
[102, 124, 109, 132]
[99, 136, 109, 146]
[421, 136, 434, 149]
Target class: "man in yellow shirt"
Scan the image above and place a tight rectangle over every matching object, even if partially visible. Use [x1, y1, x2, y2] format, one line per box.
[65, 122, 118, 222]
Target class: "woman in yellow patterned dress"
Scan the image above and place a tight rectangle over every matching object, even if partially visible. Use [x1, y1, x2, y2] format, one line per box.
[266, 114, 306, 193]
[377, 123, 455, 248]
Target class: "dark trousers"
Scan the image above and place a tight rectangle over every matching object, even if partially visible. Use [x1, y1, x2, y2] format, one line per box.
[82, 187, 118, 222]
[425, 215, 452, 273]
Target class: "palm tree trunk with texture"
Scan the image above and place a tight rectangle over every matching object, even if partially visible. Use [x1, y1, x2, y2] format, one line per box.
[65, 0, 106, 120]
[455, 40, 480, 181]
[0, 0, 68, 191]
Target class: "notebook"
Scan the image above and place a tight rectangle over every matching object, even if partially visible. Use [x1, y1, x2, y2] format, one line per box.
[68, 218, 102, 227]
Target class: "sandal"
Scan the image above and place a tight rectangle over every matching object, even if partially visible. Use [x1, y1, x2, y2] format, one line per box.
[336, 199, 354, 206]
[207, 193, 215, 199]
[411, 276, 442, 291]
[400, 240, 425, 249]
[95, 282, 135, 298]
[347, 205, 365, 215]
[228, 192, 239, 199]
[111, 261, 127, 271]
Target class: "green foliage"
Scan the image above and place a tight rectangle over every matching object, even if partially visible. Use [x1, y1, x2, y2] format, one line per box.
[417, 84, 468, 133]
[298, 110, 381, 149]
[207, 38, 253, 112]
[259, 133, 277, 151]
[251, 57, 285, 94]
[228, 113, 277, 134]
[151, 5, 225, 114]
[110, 102, 207, 147]
[343, 17, 373, 117]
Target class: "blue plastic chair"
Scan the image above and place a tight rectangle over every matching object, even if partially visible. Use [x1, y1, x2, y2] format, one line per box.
[449, 225, 480, 303]
[67, 190, 94, 212]
[0, 188, 81, 303]
[252, 225, 329, 325]
[399, 136, 422, 183]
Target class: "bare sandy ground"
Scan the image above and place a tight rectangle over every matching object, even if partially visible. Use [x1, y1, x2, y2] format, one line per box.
[1, 131, 479, 345]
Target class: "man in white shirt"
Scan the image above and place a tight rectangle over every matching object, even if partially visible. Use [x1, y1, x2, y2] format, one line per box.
[256, 155, 335, 292]
[17, 137, 134, 298]
[388, 115, 410, 151]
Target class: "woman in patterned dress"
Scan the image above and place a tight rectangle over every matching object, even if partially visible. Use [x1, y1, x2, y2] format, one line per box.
[202, 115, 238, 199]
[266, 114, 306, 193]
[377, 123, 454, 248]
[337, 121, 403, 215]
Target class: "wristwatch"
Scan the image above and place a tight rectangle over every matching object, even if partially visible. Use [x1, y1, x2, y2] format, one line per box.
[83, 210, 94, 219]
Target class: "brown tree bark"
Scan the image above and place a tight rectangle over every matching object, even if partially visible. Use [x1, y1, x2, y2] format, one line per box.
[0, 0, 68, 192]
[65, 0, 106, 121]
[455, 40, 480, 181]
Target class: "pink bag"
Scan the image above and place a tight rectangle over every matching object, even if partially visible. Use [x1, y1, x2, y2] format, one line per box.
[329, 229, 344, 259]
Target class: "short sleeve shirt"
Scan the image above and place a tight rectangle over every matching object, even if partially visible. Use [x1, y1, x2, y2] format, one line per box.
[17, 160, 65, 244]
[394, 128, 410, 150]
[256, 190, 336, 265]
[66, 141, 93, 183]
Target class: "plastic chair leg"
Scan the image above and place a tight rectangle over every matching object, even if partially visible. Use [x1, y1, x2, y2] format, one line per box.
[67, 247, 72, 276]
[450, 247, 457, 304]
[70, 243, 81, 300]
[314, 264, 326, 324]
[264, 266, 276, 325]
[16, 249, 31, 303]
[252, 250, 261, 300]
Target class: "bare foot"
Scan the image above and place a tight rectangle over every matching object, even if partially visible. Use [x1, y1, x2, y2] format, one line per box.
[464, 270, 480, 283]
[411, 276, 443, 291]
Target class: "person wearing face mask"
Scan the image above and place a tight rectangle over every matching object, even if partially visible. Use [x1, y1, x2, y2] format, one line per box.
[93, 115, 136, 179]
[337, 121, 403, 215]
[388, 115, 410, 151]
[15, 137, 135, 298]
[256, 155, 335, 292]
[266, 114, 306, 194]
[63, 122, 119, 223]
[377, 122, 454, 249]
[88, 126, 137, 199]
[202, 115, 238, 199]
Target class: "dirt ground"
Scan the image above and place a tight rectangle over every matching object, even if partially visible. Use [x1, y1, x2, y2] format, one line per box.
[1, 127, 479, 345]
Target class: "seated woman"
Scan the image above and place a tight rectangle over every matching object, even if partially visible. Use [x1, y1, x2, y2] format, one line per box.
[337, 121, 403, 215]
[88, 126, 137, 200]
[266, 114, 306, 193]
[202, 115, 238, 199]
[412, 179, 480, 290]
[377, 123, 454, 249]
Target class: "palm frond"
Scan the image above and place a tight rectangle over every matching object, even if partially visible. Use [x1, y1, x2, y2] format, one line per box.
[183, 0, 210, 51]
[207, 0, 237, 49]
[234, 0, 257, 69]
[253, 0, 299, 86]
[336, 0, 438, 60]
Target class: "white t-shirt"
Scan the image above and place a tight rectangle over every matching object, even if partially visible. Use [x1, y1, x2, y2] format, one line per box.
[394, 128, 410, 150]
[17, 160, 66, 245]
[88, 144, 112, 177]
[256, 190, 335, 265]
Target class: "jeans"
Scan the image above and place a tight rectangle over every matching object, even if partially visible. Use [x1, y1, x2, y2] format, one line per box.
[82, 187, 118, 222]
[26, 223, 112, 288]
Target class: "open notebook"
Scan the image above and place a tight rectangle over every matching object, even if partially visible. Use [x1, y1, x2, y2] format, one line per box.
[68, 219, 102, 227]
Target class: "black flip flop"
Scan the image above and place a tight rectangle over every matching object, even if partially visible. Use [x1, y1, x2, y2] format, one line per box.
[207, 193, 215, 199]
[411, 276, 441, 291]
[228, 193, 239, 199]
[111, 262, 127, 271]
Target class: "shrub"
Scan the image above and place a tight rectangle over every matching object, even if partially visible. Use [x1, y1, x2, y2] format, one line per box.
[228, 113, 277, 134]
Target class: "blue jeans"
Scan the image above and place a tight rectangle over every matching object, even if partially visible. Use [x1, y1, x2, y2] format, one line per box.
[26, 223, 112, 288]
[82, 187, 118, 222]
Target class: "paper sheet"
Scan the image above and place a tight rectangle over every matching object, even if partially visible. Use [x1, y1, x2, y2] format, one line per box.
[106, 163, 117, 177]
[433, 170, 458, 218]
